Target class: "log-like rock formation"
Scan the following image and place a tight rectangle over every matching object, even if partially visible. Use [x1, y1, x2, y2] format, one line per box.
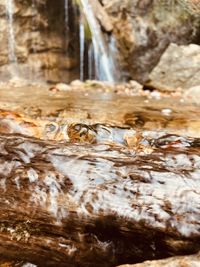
[0, 133, 200, 266]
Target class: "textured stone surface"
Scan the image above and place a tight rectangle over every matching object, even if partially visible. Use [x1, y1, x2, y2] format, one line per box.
[102, 0, 200, 82]
[0, 0, 79, 83]
[148, 43, 200, 91]
[1, 133, 200, 266]
[184, 85, 200, 103]
[118, 252, 200, 267]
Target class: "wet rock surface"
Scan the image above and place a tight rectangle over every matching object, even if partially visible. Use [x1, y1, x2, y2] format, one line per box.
[1, 83, 200, 138]
[1, 1, 200, 265]
[0, 84, 200, 266]
[148, 43, 200, 92]
[1, 132, 200, 266]
[118, 252, 200, 267]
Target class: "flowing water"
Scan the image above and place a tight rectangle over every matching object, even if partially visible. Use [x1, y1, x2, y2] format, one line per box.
[78, 0, 119, 82]
[6, 0, 17, 64]
[88, 43, 95, 79]
[64, 0, 70, 39]
[79, 16, 85, 81]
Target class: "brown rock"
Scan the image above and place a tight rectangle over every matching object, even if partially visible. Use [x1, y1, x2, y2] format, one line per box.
[103, 0, 200, 82]
[148, 43, 200, 92]
[0, 0, 80, 83]
[0, 133, 200, 265]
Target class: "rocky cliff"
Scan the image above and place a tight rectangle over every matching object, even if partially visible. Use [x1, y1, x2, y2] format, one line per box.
[0, 0, 79, 83]
[102, 0, 200, 82]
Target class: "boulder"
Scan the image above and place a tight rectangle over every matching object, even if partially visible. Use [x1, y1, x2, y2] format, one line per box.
[184, 85, 200, 104]
[148, 43, 200, 92]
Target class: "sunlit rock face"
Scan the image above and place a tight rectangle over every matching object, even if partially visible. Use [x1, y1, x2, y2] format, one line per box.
[0, 0, 79, 83]
[148, 43, 200, 92]
[103, 0, 200, 82]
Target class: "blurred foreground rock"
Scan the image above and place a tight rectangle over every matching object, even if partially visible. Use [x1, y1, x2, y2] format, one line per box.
[1, 133, 200, 266]
[118, 252, 200, 267]
[148, 43, 200, 92]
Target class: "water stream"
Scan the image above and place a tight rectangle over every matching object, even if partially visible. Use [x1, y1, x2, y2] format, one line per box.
[6, 0, 17, 64]
[79, 16, 85, 81]
[88, 43, 95, 79]
[78, 0, 118, 82]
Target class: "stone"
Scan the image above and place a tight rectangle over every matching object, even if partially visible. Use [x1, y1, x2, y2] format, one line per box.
[117, 252, 200, 267]
[148, 43, 200, 92]
[103, 0, 200, 82]
[1, 133, 200, 266]
[0, 0, 80, 83]
[54, 83, 71, 91]
[184, 85, 200, 104]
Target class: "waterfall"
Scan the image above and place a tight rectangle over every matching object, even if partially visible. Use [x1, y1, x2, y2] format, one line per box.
[64, 0, 69, 35]
[88, 43, 95, 79]
[6, 0, 17, 64]
[79, 17, 85, 81]
[79, 0, 118, 82]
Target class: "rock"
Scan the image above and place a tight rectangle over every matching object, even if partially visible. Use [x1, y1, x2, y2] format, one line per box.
[103, 0, 200, 82]
[148, 43, 200, 92]
[128, 80, 143, 91]
[183, 85, 200, 104]
[88, 0, 113, 32]
[117, 252, 200, 267]
[0, 0, 79, 83]
[1, 133, 200, 266]
[53, 83, 71, 91]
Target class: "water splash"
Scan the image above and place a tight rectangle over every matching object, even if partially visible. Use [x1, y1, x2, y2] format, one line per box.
[79, 0, 119, 82]
[6, 0, 17, 64]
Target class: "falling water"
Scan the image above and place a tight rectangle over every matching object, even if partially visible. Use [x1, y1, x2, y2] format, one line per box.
[64, 0, 69, 35]
[6, 0, 17, 64]
[79, 0, 118, 82]
[79, 17, 85, 81]
[88, 43, 95, 79]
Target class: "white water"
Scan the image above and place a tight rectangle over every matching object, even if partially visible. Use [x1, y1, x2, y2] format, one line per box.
[79, 18, 85, 81]
[79, 0, 117, 82]
[6, 0, 17, 64]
